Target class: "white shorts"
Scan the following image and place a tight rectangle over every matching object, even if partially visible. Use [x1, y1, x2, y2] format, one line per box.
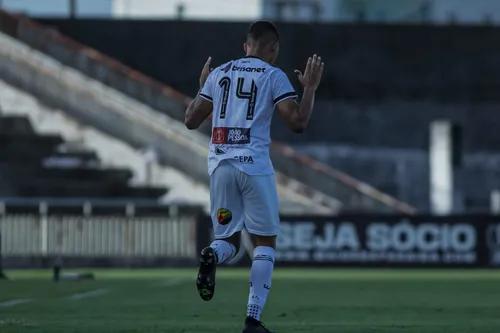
[210, 160, 280, 239]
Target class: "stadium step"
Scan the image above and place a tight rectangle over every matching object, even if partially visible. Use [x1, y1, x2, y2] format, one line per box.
[0, 149, 100, 164]
[0, 163, 133, 183]
[0, 133, 63, 151]
[9, 179, 168, 199]
[0, 115, 35, 134]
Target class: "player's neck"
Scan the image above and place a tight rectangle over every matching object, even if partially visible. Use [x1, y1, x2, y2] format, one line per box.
[245, 52, 270, 64]
[245, 55, 261, 60]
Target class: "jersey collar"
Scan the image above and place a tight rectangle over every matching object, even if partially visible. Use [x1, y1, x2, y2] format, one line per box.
[244, 55, 262, 60]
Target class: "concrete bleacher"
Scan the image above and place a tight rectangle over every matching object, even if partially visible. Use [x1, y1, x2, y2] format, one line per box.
[0, 110, 168, 200]
[0, 77, 211, 209]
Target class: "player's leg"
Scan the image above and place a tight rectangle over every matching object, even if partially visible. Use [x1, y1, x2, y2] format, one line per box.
[243, 234, 276, 332]
[208, 232, 241, 265]
[239, 173, 280, 332]
[197, 161, 245, 301]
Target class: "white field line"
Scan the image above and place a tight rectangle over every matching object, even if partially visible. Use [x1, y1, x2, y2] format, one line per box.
[69, 288, 110, 300]
[0, 299, 33, 307]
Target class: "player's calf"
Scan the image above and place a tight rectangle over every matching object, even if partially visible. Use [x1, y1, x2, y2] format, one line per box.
[210, 238, 238, 264]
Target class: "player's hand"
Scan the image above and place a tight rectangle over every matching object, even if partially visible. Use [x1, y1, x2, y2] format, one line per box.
[199, 57, 213, 89]
[294, 54, 324, 90]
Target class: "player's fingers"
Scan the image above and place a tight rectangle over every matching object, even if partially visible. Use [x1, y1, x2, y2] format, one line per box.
[310, 56, 317, 73]
[304, 57, 312, 75]
[313, 62, 324, 86]
[203, 57, 212, 71]
[318, 62, 325, 80]
[316, 56, 322, 70]
[315, 56, 322, 69]
[294, 70, 304, 85]
[311, 56, 321, 78]
[312, 54, 320, 73]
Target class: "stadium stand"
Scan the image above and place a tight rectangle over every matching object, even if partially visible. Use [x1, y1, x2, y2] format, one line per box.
[0, 107, 167, 200]
[0, 77, 210, 208]
[0, 11, 416, 214]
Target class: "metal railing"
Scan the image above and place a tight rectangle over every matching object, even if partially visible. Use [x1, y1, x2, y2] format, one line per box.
[0, 202, 203, 268]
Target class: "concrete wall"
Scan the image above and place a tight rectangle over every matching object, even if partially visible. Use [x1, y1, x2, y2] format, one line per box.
[40, 19, 500, 104]
[272, 101, 500, 153]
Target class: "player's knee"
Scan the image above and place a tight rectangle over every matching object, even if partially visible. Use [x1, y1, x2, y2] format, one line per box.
[218, 232, 241, 253]
[251, 235, 276, 249]
[233, 242, 241, 254]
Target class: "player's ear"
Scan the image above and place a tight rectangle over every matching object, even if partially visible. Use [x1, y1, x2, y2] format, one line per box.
[243, 43, 248, 54]
[272, 41, 279, 53]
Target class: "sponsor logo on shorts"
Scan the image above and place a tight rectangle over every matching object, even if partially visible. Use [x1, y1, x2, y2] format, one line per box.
[234, 155, 254, 164]
[217, 208, 232, 225]
[212, 127, 251, 145]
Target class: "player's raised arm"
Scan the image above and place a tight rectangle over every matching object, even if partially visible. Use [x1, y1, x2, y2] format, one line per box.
[185, 57, 214, 130]
[275, 54, 324, 133]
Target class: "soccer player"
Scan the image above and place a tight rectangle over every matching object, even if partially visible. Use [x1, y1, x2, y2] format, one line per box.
[184, 20, 324, 333]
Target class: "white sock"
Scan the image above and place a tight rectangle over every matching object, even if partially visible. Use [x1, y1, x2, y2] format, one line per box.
[247, 246, 275, 321]
[210, 240, 236, 264]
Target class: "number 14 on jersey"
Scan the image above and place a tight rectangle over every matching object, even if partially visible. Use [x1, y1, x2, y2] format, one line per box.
[218, 77, 258, 121]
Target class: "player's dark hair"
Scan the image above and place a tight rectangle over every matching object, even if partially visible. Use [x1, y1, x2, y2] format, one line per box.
[247, 20, 279, 44]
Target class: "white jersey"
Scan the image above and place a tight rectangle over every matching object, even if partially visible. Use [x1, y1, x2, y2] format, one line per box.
[199, 56, 298, 176]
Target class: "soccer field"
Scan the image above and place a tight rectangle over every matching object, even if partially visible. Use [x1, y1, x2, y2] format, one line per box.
[1, 268, 499, 333]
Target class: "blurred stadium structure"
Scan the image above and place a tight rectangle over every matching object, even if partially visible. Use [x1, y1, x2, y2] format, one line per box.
[0, 0, 500, 271]
[1, 0, 500, 24]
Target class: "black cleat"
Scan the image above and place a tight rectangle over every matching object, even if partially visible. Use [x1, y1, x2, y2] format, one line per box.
[196, 246, 217, 301]
[242, 317, 273, 333]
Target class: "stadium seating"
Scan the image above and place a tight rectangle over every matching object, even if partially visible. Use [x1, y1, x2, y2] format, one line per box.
[0, 114, 168, 199]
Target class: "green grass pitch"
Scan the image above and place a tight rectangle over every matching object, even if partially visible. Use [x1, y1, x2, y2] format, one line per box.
[1, 268, 500, 332]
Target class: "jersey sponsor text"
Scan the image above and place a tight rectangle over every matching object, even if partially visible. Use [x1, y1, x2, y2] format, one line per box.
[212, 127, 251, 145]
[232, 65, 266, 73]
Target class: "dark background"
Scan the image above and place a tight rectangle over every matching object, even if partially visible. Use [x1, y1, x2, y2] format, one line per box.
[40, 19, 500, 152]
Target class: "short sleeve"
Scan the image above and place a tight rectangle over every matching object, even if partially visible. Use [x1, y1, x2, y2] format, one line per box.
[199, 69, 217, 102]
[271, 69, 298, 106]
